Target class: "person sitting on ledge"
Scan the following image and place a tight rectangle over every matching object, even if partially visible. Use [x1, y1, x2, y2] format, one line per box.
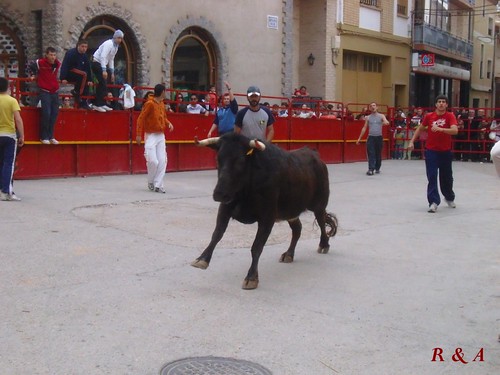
[293, 104, 316, 119]
[293, 85, 309, 98]
[186, 94, 209, 116]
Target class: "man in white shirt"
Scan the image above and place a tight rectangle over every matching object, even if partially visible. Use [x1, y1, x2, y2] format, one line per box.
[91, 30, 124, 112]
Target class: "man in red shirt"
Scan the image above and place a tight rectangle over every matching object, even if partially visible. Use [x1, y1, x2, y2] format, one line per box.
[409, 95, 458, 213]
[32, 47, 61, 144]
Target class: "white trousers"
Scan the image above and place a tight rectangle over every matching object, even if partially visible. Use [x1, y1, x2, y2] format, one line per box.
[144, 132, 167, 188]
[491, 141, 500, 178]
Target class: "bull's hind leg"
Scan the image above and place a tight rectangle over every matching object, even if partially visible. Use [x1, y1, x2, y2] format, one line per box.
[315, 210, 338, 254]
[191, 204, 231, 269]
[279, 218, 302, 263]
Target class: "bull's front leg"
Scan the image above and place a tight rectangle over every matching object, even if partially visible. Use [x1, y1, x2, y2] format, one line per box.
[243, 220, 274, 290]
[191, 203, 232, 270]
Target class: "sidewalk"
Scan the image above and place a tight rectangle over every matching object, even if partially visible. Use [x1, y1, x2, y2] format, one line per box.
[1, 160, 499, 375]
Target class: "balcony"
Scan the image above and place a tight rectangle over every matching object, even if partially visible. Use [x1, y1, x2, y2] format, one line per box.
[413, 24, 473, 62]
[452, 0, 475, 8]
[360, 0, 379, 7]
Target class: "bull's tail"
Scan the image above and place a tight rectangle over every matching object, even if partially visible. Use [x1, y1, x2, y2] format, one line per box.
[325, 213, 338, 237]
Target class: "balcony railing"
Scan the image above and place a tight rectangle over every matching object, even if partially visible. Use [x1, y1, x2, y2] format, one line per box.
[360, 0, 379, 7]
[413, 24, 473, 61]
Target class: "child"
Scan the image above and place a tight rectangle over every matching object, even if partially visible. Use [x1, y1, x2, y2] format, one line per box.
[394, 126, 404, 159]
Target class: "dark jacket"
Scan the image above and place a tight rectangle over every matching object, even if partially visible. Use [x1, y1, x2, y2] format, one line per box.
[60, 48, 91, 80]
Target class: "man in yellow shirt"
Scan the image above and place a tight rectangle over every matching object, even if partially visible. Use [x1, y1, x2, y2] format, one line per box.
[0, 77, 24, 201]
[136, 84, 174, 193]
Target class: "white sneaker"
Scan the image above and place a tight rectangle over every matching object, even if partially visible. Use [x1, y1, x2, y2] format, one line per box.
[9, 193, 21, 201]
[101, 105, 113, 111]
[92, 105, 106, 113]
[50, 138, 59, 145]
[40, 139, 50, 145]
[428, 203, 438, 213]
[148, 183, 154, 191]
[445, 200, 456, 208]
[0, 191, 9, 201]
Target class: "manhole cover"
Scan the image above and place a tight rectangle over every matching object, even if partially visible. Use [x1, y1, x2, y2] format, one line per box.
[160, 356, 272, 375]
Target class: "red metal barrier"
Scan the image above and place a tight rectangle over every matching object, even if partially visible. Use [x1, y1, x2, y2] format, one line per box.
[8, 80, 405, 180]
[342, 118, 391, 163]
[289, 117, 343, 163]
[386, 106, 498, 162]
[167, 113, 217, 171]
[14, 107, 394, 179]
[343, 119, 368, 162]
[131, 111, 217, 174]
[272, 117, 290, 151]
[17, 108, 132, 178]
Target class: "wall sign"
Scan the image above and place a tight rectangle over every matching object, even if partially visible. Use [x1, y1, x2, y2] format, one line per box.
[421, 53, 435, 67]
[267, 15, 278, 30]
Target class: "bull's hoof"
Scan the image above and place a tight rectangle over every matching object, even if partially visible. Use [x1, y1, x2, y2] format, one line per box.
[191, 259, 209, 269]
[279, 253, 294, 263]
[317, 245, 330, 254]
[242, 278, 259, 290]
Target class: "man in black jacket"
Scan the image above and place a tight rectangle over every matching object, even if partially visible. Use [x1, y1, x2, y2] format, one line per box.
[60, 39, 92, 109]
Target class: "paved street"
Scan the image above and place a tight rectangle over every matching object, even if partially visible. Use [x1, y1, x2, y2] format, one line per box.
[1, 160, 499, 375]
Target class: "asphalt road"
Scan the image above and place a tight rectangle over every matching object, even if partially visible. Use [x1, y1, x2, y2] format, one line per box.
[1, 159, 499, 375]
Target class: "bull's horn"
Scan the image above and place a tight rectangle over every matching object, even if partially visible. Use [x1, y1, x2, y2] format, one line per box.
[195, 137, 220, 146]
[249, 139, 266, 151]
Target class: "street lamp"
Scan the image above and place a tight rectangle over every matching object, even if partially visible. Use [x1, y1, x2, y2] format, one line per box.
[307, 53, 315, 66]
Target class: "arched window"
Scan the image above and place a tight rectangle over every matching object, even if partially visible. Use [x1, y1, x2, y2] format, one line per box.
[0, 19, 25, 78]
[171, 27, 216, 94]
[82, 17, 135, 86]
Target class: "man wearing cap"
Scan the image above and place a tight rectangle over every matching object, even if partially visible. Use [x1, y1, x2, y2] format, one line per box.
[234, 86, 274, 141]
[91, 29, 124, 112]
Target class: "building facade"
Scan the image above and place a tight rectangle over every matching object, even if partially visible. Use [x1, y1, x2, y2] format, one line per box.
[410, 0, 474, 108]
[337, 0, 412, 109]
[0, 0, 293, 99]
[470, 0, 497, 112]
[0, 0, 412, 108]
[0, 0, 496, 110]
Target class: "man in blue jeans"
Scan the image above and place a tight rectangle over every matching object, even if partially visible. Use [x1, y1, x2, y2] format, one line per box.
[0, 77, 24, 201]
[31, 47, 61, 144]
[356, 102, 390, 175]
[408, 95, 458, 213]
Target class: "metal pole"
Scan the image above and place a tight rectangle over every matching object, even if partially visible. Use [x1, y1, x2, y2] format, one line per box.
[494, 32, 498, 116]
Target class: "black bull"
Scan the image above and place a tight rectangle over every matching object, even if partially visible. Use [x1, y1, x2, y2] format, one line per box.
[191, 133, 338, 289]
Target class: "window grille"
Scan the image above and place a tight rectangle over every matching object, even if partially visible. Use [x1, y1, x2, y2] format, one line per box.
[360, 0, 379, 7]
